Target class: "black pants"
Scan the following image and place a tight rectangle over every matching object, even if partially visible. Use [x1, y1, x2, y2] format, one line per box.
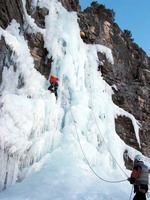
[133, 185, 148, 200]
[48, 83, 58, 98]
[97, 65, 101, 71]
[133, 192, 146, 200]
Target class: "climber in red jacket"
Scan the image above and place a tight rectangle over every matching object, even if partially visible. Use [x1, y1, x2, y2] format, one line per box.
[128, 154, 149, 200]
[48, 74, 59, 99]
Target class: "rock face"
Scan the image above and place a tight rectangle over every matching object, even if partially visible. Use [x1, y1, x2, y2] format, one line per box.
[77, 4, 150, 160]
[0, 0, 24, 29]
[61, 0, 80, 11]
[0, 0, 149, 177]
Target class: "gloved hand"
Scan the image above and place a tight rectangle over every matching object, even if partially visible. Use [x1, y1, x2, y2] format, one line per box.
[127, 177, 131, 182]
[127, 177, 135, 184]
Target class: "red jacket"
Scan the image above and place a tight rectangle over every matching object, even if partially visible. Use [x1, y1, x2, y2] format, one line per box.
[49, 76, 59, 84]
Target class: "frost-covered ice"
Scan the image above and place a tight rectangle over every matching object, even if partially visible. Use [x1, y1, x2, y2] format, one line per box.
[0, 0, 149, 199]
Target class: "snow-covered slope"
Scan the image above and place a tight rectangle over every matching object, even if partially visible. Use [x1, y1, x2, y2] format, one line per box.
[0, 0, 149, 199]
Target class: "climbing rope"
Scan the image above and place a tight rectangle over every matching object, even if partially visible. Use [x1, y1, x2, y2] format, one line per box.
[70, 107, 127, 183]
[129, 185, 133, 200]
[87, 66, 129, 178]
[58, 89, 128, 183]
[91, 109, 129, 178]
[147, 191, 150, 198]
[58, 89, 71, 102]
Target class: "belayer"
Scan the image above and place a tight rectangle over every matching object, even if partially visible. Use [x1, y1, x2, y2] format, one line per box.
[48, 74, 59, 99]
[128, 154, 149, 200]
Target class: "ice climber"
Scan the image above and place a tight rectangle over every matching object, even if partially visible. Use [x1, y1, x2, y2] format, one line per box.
[128, 154, 149, 200]
[97, 60, 104, 71]
[80, 31, 88, 43]
[48, 74, 59, 99]
[80, 31, 85, 38]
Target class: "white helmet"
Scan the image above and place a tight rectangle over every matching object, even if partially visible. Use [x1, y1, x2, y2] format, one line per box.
[134, 154, 142, 161]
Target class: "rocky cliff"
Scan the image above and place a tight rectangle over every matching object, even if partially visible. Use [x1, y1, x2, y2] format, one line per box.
[77, 4, 150, 163]
[0, 0, 149, 170]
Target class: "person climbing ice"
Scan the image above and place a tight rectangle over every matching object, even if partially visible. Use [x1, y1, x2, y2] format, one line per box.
[97, 60, 105, 71]
[128, 154, 149, 200]
[48, 74, 59, 99]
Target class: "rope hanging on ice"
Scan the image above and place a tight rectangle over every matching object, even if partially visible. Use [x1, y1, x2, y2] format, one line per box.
[58, 89, 128, 183]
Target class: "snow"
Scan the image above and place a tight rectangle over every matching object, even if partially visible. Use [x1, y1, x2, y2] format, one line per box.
[0, 0, 149, 199]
